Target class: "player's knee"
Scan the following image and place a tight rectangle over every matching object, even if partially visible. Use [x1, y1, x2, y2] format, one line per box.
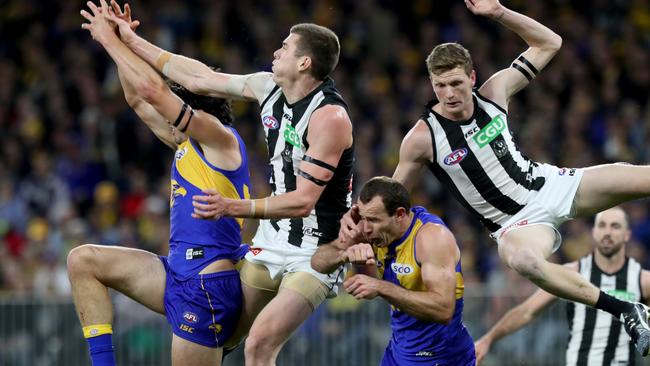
[244, 330, 277, 360]
[504, 247, 545, 281]
[67, 244, 100, 279]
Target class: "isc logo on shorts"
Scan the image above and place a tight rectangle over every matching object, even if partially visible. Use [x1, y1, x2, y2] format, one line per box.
[186, 247, 204, 260]
[391, 262, 414, 275]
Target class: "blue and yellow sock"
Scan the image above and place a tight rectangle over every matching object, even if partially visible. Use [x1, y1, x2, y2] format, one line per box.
[83, 324, 116, 366]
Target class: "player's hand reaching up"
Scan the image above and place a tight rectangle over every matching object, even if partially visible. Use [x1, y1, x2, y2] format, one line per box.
[109, 1, 140, 34]
[81, 0, 116, 44]
[464, 0, 505, 20]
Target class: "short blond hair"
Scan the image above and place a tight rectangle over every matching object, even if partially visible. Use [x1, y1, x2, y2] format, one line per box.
[426, 43, 473, 76]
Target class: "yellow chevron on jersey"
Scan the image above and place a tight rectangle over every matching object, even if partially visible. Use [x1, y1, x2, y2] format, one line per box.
[376, 215, 465, 300]
[173, 139, 250, 228]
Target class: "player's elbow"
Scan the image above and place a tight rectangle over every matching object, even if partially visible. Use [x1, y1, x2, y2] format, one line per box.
[294, 197, 316, 217]
[545, 34, 562, 53]
[438, 306, 455, 325]
[310, 256, 331, 274]
[137, 78, 166, 105]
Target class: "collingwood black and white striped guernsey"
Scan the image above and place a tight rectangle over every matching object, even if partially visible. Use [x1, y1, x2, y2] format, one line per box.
[258, 77, 354, 247]
[421, 91, 546, 232]
[566, 254, 643, 366]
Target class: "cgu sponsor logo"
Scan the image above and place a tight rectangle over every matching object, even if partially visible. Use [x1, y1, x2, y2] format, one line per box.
[183, 311, 199, 324]
[249, 248, 262, 256]
[474, 115, 506, 148]
[262, 115, 280, 130]
[607, 289, 636, 302]
[283, 125, 301, 148]
[391, 262, 414, 275]
[443, 148, 468, 165]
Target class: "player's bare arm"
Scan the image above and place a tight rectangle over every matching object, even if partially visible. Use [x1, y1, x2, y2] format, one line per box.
[468, 0, 562, 108]
[83, 4, 241, 169]
[474, 262, 575, 364]
[105, 1, 271, 102]
[192, 104, 353, 219]
[392, 120, 434, 190]
[312, 242, 377, 275]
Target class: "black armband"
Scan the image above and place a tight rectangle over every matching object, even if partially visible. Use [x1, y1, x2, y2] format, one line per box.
[173, 103, 189, 127]
[302, 155, 336, 172]
[178, 109, 194, 133]
[297, 168, 329, 186]
[517, 55, 539, 75]
[511, 63, 533, 81]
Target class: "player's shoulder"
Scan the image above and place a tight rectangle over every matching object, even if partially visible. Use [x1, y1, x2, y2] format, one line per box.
[401, 120, 433, 152]
[310, 104, 352, 131]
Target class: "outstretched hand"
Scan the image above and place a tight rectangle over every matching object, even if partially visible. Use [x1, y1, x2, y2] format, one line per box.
[464, 0, 505, 20]
[80, 0, 117, 43]
[109, 0, 140, 34]
[192, 189, 228, 220]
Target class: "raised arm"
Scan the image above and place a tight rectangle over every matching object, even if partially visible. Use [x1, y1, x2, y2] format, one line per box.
[468, 0, 562, 108]
[392, 120, 433, 190]
[107, 0, 270, 102]
[192, 104, 353, 219]
[82, 1, 240, 166]
[117, 67, 177, 149]
[474, 262, 574, 365]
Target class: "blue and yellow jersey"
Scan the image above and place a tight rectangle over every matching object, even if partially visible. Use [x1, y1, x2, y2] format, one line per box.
[168, 128, 251, 280]
[376, 206, 474, 364]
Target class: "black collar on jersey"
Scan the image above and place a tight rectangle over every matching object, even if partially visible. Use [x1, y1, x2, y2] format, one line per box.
[284, 76, 336, 108]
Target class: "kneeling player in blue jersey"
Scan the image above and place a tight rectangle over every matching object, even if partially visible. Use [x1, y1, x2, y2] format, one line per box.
[312, 177, 476, 365]
[68, 2, 250, 365]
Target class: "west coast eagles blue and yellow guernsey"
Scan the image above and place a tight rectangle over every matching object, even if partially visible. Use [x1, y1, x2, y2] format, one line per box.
[376, 206, 476, 365]
[168, 130, 250, 280]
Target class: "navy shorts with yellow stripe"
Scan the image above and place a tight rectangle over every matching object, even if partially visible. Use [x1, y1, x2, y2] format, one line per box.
[160, 256, 242, 348]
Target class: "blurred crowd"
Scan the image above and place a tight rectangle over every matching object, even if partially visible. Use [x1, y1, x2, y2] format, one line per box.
[0, 0, 649, 301]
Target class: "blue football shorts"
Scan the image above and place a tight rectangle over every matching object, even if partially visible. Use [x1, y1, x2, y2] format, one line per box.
[159, 256, 242, 348]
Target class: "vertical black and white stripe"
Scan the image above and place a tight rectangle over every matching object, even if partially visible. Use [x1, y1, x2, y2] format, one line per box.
[565, 254, 642, 366]
[422, 92, 545, 232]
[258, 77, 354, 248]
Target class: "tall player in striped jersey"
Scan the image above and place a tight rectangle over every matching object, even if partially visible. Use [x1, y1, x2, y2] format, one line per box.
[107, 3, 354, 364]
[341, 0, 650, 357]
[474, 207, 650, 366]
[69, 2, 250, 365]
[312, 177, 475, 365]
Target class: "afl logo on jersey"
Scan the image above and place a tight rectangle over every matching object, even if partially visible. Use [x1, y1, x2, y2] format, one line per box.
[443, 148, 468, 165]
[175, 146, 187, 161]
[262, 115, 280, 130]
[391, 262, 414, 275]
